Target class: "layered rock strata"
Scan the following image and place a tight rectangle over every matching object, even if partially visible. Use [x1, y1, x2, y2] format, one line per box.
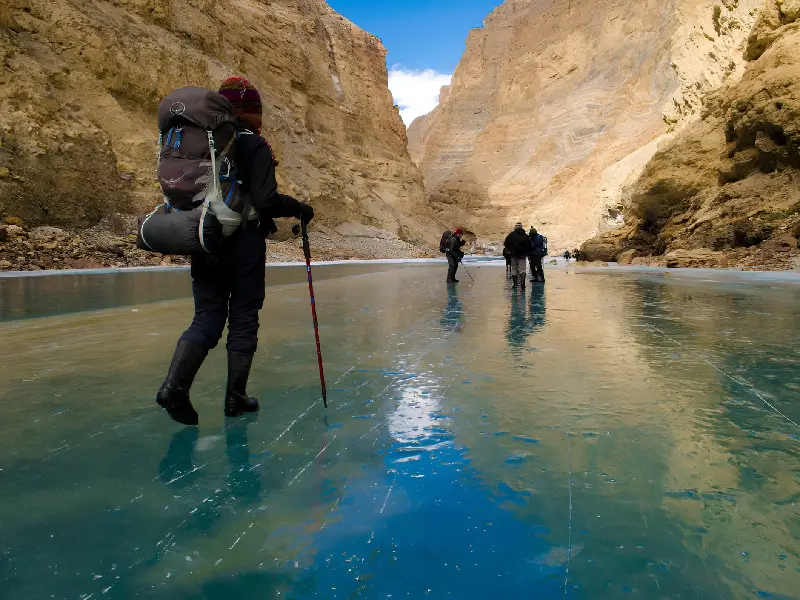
[408, 0, 762, 251]
[583, 0, 800, 270]
[0, 0, 437, 273]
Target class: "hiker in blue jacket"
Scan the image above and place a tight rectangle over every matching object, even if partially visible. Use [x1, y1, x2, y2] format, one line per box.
[528, 227, 547, 283]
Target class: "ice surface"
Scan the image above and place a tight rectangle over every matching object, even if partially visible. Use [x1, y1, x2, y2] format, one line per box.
[0, 264, 798, 599]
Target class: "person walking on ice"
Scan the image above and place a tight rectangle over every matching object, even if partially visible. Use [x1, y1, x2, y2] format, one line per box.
[156, 76, 315, 426]
[504, 222, 530, 289]
[528, 227, 548, 283]
[444, 228, 466, 283]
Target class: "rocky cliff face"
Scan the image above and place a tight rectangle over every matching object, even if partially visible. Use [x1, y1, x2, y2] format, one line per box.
[407, 0, 762, 251]
[0, 0, 435, 245]
[583, 0, 800, 270]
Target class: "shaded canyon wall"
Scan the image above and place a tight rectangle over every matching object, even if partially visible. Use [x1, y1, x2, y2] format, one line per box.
[0, 0, 438, 244]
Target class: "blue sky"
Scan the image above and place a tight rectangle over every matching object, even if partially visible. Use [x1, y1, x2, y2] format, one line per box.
[327, 0, 501, 124]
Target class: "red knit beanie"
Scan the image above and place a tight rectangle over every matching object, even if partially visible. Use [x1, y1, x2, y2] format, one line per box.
[219, 76, 262, 130]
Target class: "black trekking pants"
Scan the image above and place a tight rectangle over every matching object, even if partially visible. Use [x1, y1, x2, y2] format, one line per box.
[446, 255, 459, 282]
[180, 227, 266, 355]
[529, 256, 545, 281]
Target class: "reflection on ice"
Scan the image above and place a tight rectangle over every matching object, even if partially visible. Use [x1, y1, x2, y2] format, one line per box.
[0, 264, 798, 599]
[388, 384, 447, 444]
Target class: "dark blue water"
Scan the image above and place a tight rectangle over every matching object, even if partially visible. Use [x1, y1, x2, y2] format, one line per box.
[0, 264, 798, 599]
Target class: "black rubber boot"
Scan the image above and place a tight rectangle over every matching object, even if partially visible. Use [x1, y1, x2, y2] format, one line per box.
[520, 276, 526, 289]
[157, 340, 207, 426]
[512, 275, 518, 289]
[225, 351, 260, 417]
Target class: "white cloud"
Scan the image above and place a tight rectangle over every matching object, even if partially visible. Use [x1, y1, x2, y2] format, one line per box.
[388, 67, 452, 126]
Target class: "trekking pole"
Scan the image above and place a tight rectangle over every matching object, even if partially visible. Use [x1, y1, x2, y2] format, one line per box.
[295, 221, 328, 408]
[460, 260, 475, 283]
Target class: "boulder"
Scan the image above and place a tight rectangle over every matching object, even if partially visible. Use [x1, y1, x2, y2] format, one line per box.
[68, 258, 104, 270]
[617, 249, 638, 265]
[29, 226, 70, 242]
[762, 235, 799, 252]
[580, 240, 618, 262]
[663, 249, 722, 268]
[98, 244, 125, 256]
[3, 216, 23, 227]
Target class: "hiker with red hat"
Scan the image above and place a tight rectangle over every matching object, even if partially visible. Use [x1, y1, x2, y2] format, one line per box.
[155, 76, 314, 426]
[445, 228, 466, 283]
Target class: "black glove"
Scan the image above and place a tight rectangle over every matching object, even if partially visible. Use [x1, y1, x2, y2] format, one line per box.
[294, 202, 314, 223]
[257, 214, 278, 237]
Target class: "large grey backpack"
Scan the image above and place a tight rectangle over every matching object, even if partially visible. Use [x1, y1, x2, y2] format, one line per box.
[138, 87, 251, 255]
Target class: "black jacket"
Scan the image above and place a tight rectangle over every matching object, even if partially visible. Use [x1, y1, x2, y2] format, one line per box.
[504, 229, 530, 258]
[530, 234, 546, 257]
[446, 234, 465, 259]
[235, 129, 302, 230]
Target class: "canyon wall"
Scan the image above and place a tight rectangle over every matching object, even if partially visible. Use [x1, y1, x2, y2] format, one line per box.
[0, 0, 436, 245]
[583, 0, 800, 270]
[407, 0, 763, 251]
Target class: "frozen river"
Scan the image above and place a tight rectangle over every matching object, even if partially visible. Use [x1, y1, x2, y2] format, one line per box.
[1, 262, 798, 599]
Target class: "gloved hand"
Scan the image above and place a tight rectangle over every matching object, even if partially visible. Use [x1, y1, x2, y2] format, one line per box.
[294, 202, 314, 223]
[257, 214, 278, 237]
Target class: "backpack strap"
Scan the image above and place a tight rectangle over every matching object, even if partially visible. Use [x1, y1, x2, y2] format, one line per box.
[219, 134, 235, 159]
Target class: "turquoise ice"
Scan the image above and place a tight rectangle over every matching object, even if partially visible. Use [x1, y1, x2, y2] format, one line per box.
[1, 263, 798, 599]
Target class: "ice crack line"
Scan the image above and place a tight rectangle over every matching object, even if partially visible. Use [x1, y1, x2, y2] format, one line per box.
[646, 324, 799, 430]
[564, 430, 573, 599]
[288, 434, 337, 487]
[380, 477, 396, 515]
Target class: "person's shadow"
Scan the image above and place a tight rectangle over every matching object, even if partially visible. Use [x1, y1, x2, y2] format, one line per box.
[225, 417, 262, 503]
[527, 285, 547, 334]
[158, 416, 261, 505]
[440, 284, 465, 332]
[506, 290, 529, 350]
[159, 426, 200, 486]
[506, 285, 548, 352]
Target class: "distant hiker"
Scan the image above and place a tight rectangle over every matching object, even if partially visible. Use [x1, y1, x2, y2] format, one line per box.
[503, 222, 530, 289]
[444, 228, 466, 283]
[503, 247, 512, 276]
[528, 227, 548, 283]
[573, 249, 582, 262]
[563, 250, 571, 262]
[156, 76, 315, 426]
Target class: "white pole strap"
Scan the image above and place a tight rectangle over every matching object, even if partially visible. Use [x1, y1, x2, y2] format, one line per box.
[139, 204, 161, 252]
[199, 130, 218, 254]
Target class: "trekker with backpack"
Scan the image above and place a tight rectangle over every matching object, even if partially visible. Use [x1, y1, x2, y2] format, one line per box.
[443, 228, 466, 283]
[156, 77, 314, 426]
[503, 223, 530, 289]
[529, 227, 548, 282]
